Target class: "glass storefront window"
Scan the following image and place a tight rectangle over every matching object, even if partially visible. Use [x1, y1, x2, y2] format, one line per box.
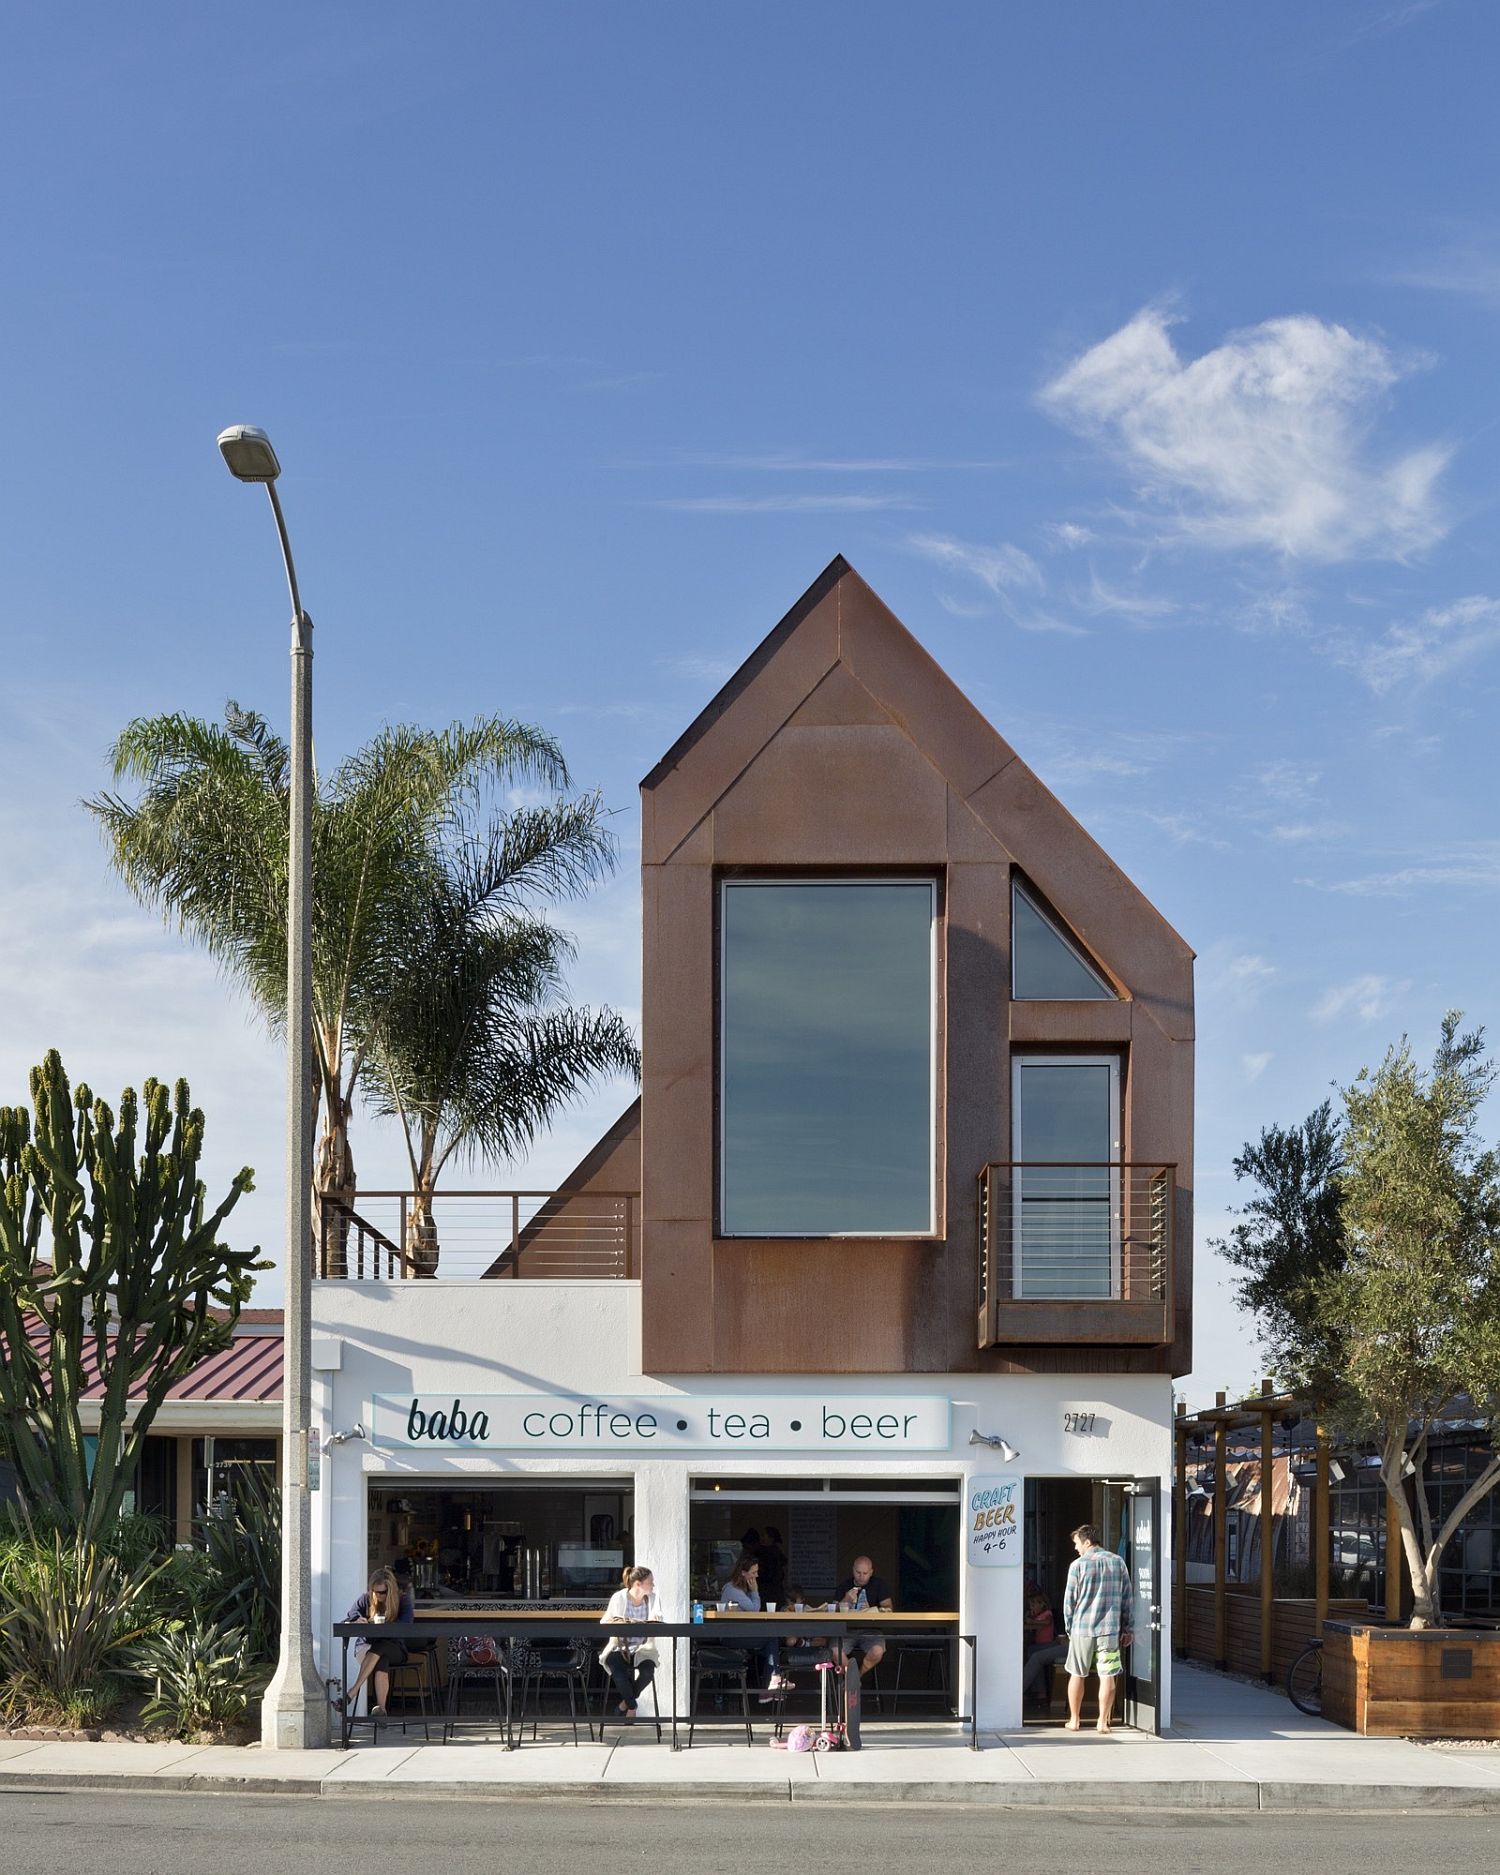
[366, 1481, 634, 1600]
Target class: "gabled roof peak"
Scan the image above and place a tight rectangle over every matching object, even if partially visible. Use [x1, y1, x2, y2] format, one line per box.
[642, 555, 856, 790]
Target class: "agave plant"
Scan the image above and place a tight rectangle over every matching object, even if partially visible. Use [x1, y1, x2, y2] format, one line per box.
[196, 1466, 282, 1664]
[133, 1616, 266, 1737]
[0, 1521, 166, 1725]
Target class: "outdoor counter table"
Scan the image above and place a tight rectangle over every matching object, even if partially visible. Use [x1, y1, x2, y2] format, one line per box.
[332, 1611, 976, 1751]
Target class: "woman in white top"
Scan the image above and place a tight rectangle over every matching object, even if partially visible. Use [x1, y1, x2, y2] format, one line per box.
[599, 1564, 661, 1720]
[719, 1551, 792, 1696]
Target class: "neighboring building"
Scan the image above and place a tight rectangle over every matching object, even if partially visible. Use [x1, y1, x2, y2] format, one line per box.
[311, 559, 1196, 1731]
[14, 1308, 283, 1540]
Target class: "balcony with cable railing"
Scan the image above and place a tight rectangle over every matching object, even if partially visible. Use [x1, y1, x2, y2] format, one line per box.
[317, 1188, 639, 1282]
[976, 1161, 1175, 1347]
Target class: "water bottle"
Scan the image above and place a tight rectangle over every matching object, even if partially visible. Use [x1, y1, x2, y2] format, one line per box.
[691, 1600, 704, 1624]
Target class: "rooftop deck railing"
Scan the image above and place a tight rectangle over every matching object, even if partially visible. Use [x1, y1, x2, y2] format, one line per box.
[977, 1161, 1175, 1347]
[317, 1189, 638, 1281]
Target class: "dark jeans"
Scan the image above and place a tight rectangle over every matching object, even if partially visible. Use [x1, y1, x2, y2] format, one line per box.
[606, 1652, 656, 1708]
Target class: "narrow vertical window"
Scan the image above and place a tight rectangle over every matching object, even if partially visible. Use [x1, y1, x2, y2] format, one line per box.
[1012, 1056, 1121, 1297]
[720, 880, 936, 1236]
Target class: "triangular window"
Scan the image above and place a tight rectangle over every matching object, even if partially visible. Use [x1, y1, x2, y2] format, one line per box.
[1012, 882, 1115, 1000]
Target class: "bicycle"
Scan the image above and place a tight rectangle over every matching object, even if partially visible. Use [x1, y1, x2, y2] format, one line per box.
[1286, 1636, 1323, 1715]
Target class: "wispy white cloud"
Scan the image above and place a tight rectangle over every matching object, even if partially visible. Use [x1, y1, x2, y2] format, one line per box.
[999, 710, 1204, 792]
[558, 699, 672, 722]
[1308, 845, 1500, 895]
[907, 533, 1087, 636]
[1039, 306, 1450, 561]
[1045, 522, 1095, 550]
[1201, 946, 1277, 1004]
[1266, 820, 1352, 844]
[1334, 595, 1500, 693]
[1387, 238, 1500, 308]
[654, 492, 920, 513]
[1136, 809, 1229, 849]
[1253, 760, 1323, 807]
[577, 369, 665, 393]
[908, 534, 1044, 596]
[1243, 1051, 1273, 1083]
[656, 653, 738, 687]
[1311, 972, 1410, 1024]
[1081, 571, 1180, 623]
[664, 452, 1005, 473]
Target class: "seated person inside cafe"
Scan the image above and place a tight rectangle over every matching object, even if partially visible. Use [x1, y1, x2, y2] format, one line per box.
[834, 1554, 893, 1672]
[1020, 1577, 1067, 1713]
[719, 1550, 794, 1699]
[599, 1563, 662, 1722]
[338, 1566, 414, 1719]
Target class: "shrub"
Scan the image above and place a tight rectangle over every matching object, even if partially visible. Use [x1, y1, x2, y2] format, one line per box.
[0, 1522, 165, 1726]
[197, 1468, 281, 1665]
[133, 1617, 266, 1737]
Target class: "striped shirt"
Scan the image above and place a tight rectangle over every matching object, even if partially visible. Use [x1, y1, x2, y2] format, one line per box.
[1062, 1546, 1130, 1639]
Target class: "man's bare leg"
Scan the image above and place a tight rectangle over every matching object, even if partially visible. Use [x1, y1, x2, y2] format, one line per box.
[1065, 1674, 1085, 1730]
[1096, 1671, 1117, 1733]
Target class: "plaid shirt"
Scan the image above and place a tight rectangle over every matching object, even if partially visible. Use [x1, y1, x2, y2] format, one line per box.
[1062, 1545, 1130, 1639]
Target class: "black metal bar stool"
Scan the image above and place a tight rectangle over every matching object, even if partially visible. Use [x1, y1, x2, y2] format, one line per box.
[443, 1635, 511, 1743]
[688, 1643, 753, 1747]
[892, 1637, 952, 1711]
[515, 1638, 594, 1745]
[386, 1639, 436, 1739]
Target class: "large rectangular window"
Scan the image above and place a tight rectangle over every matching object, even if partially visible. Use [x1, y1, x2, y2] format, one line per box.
[1012, 1056, 1121, 1298]
[720, 879, 936, 1236]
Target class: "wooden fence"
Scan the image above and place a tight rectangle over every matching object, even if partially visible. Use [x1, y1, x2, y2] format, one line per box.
[1172, 1585, 1369, 1688]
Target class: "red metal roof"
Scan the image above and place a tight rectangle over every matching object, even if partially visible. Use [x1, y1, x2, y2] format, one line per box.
[22, 1317, 283, 1404]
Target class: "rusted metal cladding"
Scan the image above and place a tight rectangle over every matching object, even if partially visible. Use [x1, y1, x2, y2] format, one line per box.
[638, 560, 1194, 1376]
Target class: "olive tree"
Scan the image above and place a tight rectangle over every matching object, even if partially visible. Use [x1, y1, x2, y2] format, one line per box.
[1330, 1014, 1500, 1625]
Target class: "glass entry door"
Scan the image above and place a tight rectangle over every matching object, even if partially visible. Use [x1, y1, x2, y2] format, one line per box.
[1125, 1478, 1162, 1734]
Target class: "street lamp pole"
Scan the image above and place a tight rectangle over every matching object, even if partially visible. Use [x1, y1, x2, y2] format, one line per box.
[217, 424, 329, 1750]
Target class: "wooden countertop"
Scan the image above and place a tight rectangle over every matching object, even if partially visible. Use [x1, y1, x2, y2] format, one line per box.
[408, 1606, 958, 1622]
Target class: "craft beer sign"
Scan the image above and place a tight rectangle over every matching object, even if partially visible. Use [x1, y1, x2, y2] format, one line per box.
[371, 1393, 951, 1453]
[967, 1474, 1022, 1566]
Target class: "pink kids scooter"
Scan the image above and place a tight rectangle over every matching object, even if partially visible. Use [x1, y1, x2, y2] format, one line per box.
[772, 1654, 849, 1753]
[811, 1656, 850, 1751]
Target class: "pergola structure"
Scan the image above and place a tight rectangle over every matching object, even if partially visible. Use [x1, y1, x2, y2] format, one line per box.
[1173, 1380, 1403, 1681]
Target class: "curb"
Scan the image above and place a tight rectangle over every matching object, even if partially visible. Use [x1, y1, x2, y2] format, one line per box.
[3, 1770, 1500, 1813]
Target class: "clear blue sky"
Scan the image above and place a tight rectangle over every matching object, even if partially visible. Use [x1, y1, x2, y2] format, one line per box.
[3, 2, 1497, 1403]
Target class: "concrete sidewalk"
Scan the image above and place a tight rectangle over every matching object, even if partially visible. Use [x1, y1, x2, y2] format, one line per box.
[2, 1668, 1497, 1811]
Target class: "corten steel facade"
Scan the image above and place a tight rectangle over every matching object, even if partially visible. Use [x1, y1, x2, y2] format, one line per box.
[630, 556, 1194, 1377]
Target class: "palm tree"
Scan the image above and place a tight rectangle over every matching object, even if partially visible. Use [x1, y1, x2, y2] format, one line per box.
[85, 705, 577, 1264]
[360, 801, 640, 1274]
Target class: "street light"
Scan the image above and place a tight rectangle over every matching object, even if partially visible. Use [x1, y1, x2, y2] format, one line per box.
[217, 424, 329, 1750]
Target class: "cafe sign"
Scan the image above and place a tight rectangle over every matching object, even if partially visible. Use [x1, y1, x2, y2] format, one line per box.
[371, 1393, 951, 1453]
[967, 1473, 1022, 1567]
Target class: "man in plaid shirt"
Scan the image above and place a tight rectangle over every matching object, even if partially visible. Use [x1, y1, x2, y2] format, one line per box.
[1061, 1523, 1132, 1732]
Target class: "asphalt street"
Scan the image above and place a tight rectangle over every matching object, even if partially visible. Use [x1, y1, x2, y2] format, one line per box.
[3, 1793, 1499, 1875]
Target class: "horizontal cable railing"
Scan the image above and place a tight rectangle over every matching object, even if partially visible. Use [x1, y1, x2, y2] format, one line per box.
[977, 1161, 1174, 1312]
[317, 1189, 638, 1281]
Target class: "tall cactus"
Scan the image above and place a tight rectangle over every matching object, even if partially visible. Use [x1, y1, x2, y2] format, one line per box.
[0, 1050, 263, 1542]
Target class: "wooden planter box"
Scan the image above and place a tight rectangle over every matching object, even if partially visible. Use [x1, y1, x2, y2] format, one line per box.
[1322, 1619, 1500, 1737]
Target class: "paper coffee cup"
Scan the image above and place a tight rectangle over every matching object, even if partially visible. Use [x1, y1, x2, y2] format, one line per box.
[765, 1602, 777, 1613]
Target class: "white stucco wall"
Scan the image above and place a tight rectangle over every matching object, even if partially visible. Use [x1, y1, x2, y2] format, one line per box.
[311, 1280, 1174, 1730]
